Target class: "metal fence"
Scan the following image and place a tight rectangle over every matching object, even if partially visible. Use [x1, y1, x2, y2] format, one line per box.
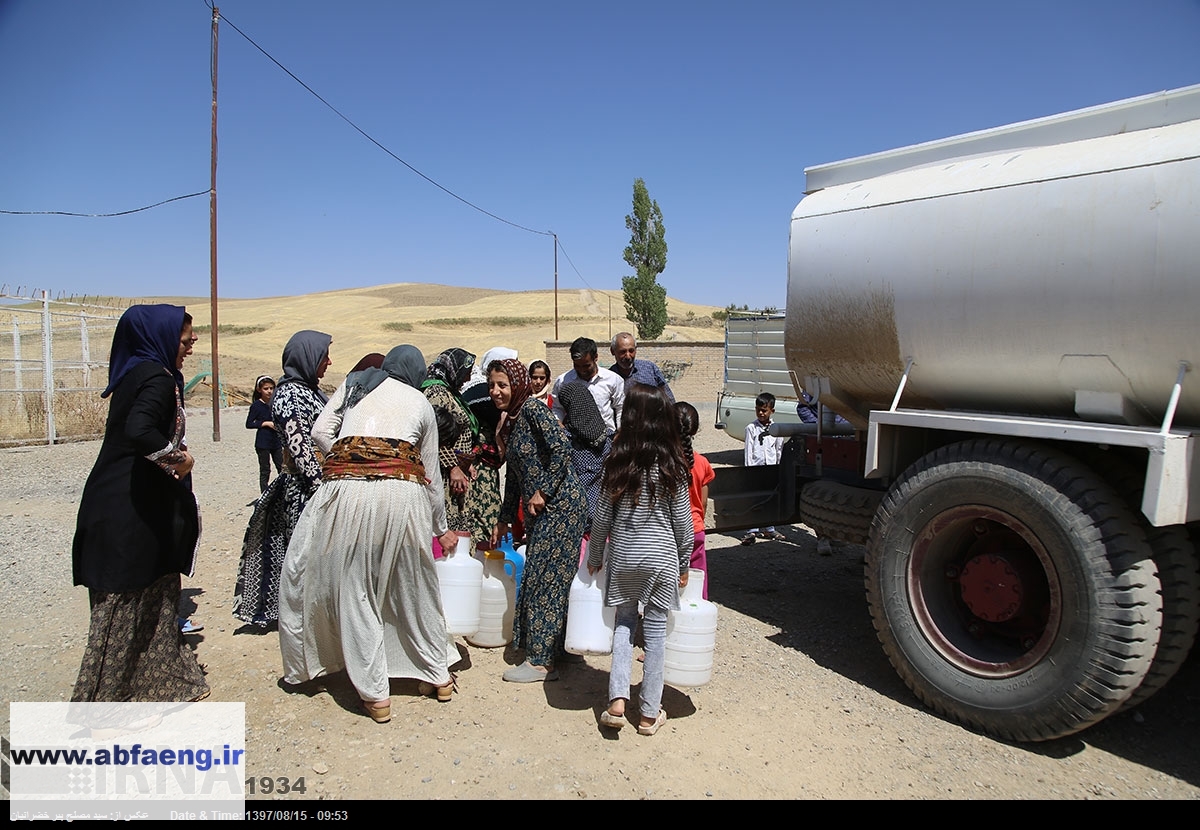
[0, 290, 126, 446]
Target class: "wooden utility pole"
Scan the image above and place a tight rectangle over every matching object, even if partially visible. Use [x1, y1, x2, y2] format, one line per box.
[209, 6, 221, 440]
[553, 233, 559, 340]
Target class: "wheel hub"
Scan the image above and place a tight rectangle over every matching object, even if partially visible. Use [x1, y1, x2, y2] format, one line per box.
[909, 505, 1061, 677]
[958, 553, 1024, 622]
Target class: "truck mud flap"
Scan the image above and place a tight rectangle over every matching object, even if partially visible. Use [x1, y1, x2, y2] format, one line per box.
[709, 440, 801, 533]
[709, 463, 799, 532]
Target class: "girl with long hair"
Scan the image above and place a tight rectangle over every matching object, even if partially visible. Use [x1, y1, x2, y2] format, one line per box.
[587, 383, 693, 735]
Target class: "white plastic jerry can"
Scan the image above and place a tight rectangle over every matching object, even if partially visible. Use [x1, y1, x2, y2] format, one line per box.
[663, 568, 717, 687]
[434, 533, 482, 637]
[565, 561, 616, 655]
[466, 549, 516, 648]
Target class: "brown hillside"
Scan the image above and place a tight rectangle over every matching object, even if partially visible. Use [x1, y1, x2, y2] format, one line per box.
[155, 283, 722, 400]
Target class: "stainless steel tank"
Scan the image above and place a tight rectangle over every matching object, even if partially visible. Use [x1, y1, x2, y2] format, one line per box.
[786, 118, 1200, 428]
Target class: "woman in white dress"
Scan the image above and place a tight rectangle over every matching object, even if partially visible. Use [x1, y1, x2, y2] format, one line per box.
[278, 345, 460, 723]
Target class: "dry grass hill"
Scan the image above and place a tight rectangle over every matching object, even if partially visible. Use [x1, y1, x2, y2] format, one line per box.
[163, 283, 724, 401]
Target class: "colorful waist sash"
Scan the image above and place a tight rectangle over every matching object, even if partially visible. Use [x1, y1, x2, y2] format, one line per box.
[321, 436, 426, 483]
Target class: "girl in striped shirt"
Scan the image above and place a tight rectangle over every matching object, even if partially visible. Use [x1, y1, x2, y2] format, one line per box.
[587, 383, 694, 736]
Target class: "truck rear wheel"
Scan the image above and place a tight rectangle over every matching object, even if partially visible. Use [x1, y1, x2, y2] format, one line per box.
[865, 439, 1162, 742]
[799, 480, 883, 544]
[1073, 448, 1200, 711]
[1123, 526, 1200, 709]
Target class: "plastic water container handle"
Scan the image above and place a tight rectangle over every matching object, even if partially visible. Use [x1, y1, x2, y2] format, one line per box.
[503, 560, 516, 579]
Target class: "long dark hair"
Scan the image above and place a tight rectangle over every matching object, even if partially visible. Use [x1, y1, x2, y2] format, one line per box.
[675, 401, 698, 470]
[601, 383, 688, 506]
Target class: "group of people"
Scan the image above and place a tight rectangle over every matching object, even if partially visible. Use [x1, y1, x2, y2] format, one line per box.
[69, 309, 713, 736]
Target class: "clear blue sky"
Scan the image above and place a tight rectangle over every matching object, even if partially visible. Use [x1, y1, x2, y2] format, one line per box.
[2, 0, 1198, 310]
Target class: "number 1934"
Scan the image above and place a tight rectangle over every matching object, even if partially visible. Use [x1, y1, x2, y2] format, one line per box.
[245, 776, 306, 795]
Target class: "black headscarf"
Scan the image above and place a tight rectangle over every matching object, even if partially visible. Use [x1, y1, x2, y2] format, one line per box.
[340, 345, 426, 413]
[460, 378, 500, 428]
[278, 330, 332, 403]
[558, 381, 608, 450]
[103, 304, 187, 399]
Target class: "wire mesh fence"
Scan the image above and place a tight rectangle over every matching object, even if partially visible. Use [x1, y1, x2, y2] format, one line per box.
[0, 290, 128, 445]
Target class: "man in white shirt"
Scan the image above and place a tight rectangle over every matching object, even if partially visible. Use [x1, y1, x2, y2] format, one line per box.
[551, 337, 625, 433]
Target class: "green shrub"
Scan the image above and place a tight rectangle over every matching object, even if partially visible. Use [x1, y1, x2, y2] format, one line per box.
[192, 324, 268, 336]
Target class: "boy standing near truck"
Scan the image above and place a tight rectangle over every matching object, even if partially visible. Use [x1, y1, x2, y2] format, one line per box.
[741, 392, 787, 545]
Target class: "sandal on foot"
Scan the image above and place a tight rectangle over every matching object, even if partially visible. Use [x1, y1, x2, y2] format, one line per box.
[417, 677, 457, 702]
[599, 709, 627, 730]
[637, 709, 667, 736]
[502, 661, 558, 683]
[362, 700, 391, 723]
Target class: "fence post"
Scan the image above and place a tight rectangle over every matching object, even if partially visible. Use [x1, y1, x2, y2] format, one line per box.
[11, 321, 21, 392]
[80, 315, 92, 388]
[41, 290, 56, 445]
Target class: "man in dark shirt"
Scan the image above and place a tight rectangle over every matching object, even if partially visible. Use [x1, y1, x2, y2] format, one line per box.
[609, 331, 674, 402]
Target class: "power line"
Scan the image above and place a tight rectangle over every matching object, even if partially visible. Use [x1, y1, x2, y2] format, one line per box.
[0, 190, 210, 217]
[554, 236, 621, 304]
[211, 2, 552, 238]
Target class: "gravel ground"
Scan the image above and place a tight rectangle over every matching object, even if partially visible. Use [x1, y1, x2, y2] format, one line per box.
[2, 405, 1198, 801]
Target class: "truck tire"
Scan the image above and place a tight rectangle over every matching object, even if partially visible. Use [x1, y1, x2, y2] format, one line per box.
[1123, 526, 1200, 709]
[799, 480, 883, 544]
[1074, 448, 1200, 711]
[865, 439, 1162, 742]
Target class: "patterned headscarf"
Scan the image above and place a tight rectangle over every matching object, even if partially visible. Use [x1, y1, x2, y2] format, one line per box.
[424, 347, 476, 391]
[492, 357, 531, 449]
[103, 304, 187, 399]
[340, 345, 426, 413]
[422, 348, 478, 436]
[558, 381, 608, 450]
[279, 330, 332, 403]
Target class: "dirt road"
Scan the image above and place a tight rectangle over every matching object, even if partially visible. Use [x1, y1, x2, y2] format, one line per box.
[2, 407, 1198, 801]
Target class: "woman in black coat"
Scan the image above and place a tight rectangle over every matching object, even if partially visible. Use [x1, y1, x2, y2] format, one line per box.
[70, 304, 209, 705]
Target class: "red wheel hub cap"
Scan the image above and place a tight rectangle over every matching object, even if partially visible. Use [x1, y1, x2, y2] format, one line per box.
[959, 554, 1023, 622]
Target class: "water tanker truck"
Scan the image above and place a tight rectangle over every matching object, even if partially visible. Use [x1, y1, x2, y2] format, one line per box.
[710, 84, 1200, 742]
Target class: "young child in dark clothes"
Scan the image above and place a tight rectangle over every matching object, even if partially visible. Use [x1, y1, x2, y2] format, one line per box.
[246, 375, 282, 493]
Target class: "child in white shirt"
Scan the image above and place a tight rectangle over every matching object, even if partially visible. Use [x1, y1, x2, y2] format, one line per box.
[742, 392, 787, 545]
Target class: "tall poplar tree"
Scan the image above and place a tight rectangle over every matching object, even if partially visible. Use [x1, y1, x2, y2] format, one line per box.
[622, 178, 668, 340]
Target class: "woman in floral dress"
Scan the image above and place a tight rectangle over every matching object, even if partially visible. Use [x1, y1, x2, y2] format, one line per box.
[488, 358, 586, 683]
[233, 330, 332, 627]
